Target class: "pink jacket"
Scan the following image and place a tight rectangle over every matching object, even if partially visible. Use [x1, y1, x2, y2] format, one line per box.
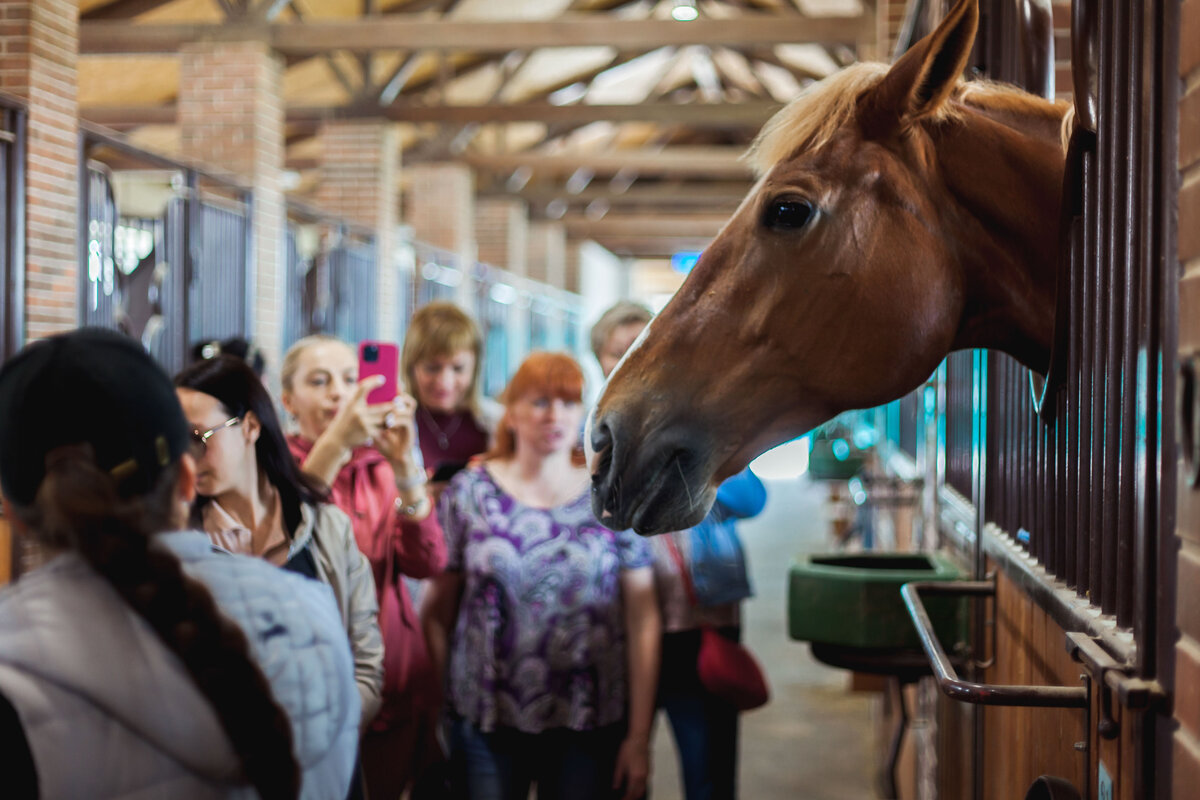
[288, 435, 447, 728]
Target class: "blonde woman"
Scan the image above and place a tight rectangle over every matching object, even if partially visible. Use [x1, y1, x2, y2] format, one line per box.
[402, 302, 500, 484]
[282, 334, 445, 800]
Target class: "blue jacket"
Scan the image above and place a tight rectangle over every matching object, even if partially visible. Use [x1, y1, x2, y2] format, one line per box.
[687, 469, 767, 606]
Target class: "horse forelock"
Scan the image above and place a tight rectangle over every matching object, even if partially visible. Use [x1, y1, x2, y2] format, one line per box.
[745, 63, 1071, 177]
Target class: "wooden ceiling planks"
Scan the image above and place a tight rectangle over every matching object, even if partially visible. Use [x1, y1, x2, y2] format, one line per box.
[74, 0, 869, 260]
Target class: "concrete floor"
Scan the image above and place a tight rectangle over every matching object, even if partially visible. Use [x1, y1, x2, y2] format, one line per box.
[649, 476, 880, 800]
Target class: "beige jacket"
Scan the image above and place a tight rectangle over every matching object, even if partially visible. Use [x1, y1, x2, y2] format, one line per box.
[289, 502, 385, 729]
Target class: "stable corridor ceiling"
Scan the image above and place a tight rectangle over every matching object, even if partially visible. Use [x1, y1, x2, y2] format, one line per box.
[77, 0, 874, 258]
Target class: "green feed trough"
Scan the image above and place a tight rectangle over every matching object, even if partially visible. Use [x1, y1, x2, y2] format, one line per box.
[788, 552, 965, 650]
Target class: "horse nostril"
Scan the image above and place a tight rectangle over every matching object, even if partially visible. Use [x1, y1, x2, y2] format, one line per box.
[590, 415, 613, 457]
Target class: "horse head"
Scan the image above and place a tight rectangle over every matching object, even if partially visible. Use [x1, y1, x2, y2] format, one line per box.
[589, 0, 1069, 534]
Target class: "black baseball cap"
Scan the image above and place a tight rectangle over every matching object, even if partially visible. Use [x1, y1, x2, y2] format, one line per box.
[0, 327, 191, 506]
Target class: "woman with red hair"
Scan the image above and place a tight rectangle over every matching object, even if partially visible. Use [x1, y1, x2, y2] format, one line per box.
[422, 352, 660, 800]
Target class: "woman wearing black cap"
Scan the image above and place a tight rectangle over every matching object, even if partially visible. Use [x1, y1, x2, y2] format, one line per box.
[0, 328, 360, 799]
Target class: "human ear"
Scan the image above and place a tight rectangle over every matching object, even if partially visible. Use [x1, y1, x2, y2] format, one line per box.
[242, 410, 262, 445]
[176, 453, 198, 504]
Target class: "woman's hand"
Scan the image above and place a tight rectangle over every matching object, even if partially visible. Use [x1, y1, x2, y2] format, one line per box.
[612, 735, 650, 800]
[375, 392, 419, 468]
[301, 377, 388, 486]
[325, 376, 388, 451]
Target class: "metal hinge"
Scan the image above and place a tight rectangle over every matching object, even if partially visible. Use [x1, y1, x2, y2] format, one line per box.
[1065, 631, 1168, 739]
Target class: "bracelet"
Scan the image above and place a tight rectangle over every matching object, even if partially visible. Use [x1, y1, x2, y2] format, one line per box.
[394, 471, 427, 492]
[396, 494, 431, 518]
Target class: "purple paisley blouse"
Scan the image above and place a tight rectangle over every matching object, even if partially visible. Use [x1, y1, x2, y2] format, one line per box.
[438, 465, 653, 734]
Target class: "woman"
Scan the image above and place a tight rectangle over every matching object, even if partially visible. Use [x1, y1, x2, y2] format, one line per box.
[647, 471, 766, 800]
[174, 354, 385, 729]
[0, 328, 359, 799]
[402, 302, 499, 482]
[422, 352, 661, 800]
[281, 334, 446, 800]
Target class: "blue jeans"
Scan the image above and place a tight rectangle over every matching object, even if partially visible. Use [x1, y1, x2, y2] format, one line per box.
[658, 627, 741, 800]
[450, 717, 628, 800]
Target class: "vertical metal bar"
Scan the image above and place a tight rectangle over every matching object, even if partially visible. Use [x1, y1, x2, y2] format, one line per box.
[971, 348, 988, 800]
[1064, 194, 1079, 587]
[6, 106, 24, 357]
[242, 190, 255, 341]
[1086, 0, 1109, 604]
[1113, 0, 1141, 627]
[1149, 3, 1180, 792]
[1098, 0, 1121, 616]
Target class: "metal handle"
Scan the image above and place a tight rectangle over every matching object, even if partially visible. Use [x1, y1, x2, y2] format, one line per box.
[901, 580, 1087, 708]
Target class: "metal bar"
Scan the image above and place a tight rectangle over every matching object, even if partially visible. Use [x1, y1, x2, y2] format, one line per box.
[82, 124, 250, 197]
[901, 580, 1088, 708]
[5, 107, 24, 359]
[982, 522, 1137, 666]
[1115, 0, 1140, 628]
[1099, 0, 1121, 617]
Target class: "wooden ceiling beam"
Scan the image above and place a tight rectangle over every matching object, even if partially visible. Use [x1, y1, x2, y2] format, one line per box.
[461, 147, 751, 178]
[495, 180, 753, 206]
[561, 214, 728, 239]
[80, 100, 781, 128]
[80, 0, 177, 20]
[79, 16, 869, 55]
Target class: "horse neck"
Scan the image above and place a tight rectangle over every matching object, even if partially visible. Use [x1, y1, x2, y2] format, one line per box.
[933, 100, 1068, 373]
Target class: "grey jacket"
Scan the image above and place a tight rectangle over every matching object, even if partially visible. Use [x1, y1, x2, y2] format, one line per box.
[0, 531, 360, 799]
[289, 502, 385, 728]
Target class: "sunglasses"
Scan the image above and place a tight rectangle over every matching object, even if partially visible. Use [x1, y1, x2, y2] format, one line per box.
[190, 416, 241, 455]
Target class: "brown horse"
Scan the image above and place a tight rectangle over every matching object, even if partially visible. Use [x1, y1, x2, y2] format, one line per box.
[589, 0, 1070, 534]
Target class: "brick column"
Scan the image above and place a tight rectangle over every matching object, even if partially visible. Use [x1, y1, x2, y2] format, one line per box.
[527, 221, 567, 289]
[404, 163, 476, 308]
[316, 120, 400, 341]
[0, 0, 78, 340]
[475, 197, 528, 277]
[178, 41, 285, 381]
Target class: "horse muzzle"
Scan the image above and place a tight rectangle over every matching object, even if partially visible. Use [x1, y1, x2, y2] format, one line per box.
[588, 409, 717, 535]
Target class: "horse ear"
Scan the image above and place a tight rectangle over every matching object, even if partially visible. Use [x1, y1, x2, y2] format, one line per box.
[860, 0, 979, 137]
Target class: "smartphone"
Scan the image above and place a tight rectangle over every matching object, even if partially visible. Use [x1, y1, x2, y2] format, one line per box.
[431, 461, 468, 483]
[358, 340, 400, 404]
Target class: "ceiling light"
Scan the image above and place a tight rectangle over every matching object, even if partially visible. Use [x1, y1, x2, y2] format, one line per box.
[671, 0, 698, 22]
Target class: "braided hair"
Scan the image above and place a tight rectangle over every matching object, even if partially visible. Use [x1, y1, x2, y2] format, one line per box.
[10, 445, 301, 799]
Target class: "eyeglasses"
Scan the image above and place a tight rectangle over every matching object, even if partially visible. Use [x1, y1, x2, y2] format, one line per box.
[190, 416, 241, 455]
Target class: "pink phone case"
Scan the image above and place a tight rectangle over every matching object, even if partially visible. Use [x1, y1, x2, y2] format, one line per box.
[358, 341, 399, 404]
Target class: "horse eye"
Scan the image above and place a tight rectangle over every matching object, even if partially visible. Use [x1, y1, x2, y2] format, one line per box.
[762, 199, 814, 231]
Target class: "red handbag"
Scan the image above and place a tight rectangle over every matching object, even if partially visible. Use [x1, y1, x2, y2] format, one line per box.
[665, 535, 770, 712]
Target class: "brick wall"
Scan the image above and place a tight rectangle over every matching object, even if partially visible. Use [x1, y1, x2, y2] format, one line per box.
[404, 163, 475, 257]
[179, 41, 286, 381]
[475, 197, 528, 276]
[1175, 0, 1200, 792]
[404, 162, 476, 308]
[0, 0, 78, 340]
[317, 120, 400, 340]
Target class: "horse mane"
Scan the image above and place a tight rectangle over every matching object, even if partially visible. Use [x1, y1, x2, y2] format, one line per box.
[745, 61, 1072, 177]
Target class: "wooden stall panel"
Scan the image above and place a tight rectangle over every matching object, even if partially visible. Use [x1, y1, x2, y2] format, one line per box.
[982, 569, 1087, 800]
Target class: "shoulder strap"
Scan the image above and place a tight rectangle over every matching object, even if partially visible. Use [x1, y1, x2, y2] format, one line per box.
[663, 534, 699, 608]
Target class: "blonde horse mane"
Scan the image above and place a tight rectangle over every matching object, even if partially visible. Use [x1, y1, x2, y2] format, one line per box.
[745, 62, 1072, 177]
